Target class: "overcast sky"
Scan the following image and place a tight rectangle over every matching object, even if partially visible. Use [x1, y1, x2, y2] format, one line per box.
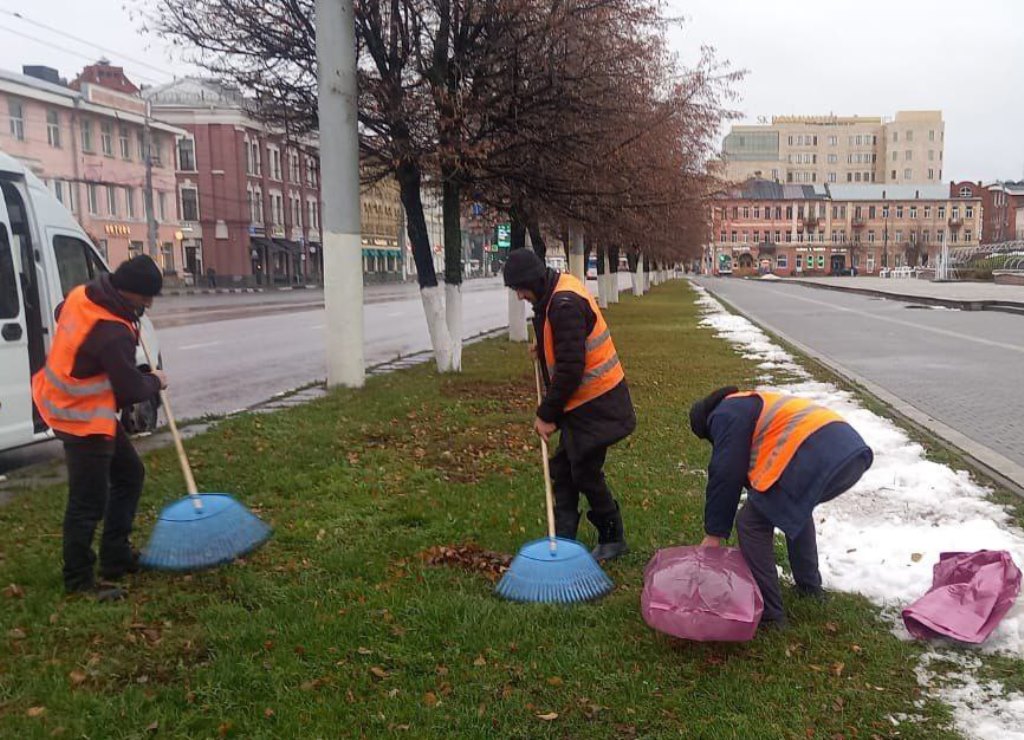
[1, 0, 1021, 182]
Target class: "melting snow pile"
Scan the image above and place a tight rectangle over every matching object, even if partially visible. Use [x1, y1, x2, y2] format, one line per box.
[693, 284, 1024, 740]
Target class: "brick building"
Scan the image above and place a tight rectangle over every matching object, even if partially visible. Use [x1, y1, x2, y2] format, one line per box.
[146, 78, 409, 286]
[708, 180, 982, 276]
[0, 64, 183, 269]
[951, 180, 1024, 244]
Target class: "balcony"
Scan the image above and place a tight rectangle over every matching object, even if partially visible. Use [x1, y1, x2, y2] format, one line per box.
[851, 217, 866, 229]
[948, 217, 963, 228]
[802, 216, 823, 229]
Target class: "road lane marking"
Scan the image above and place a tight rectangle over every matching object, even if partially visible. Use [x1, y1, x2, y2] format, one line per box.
[752, 285, 1024, 354]
[178, 341, 222, 351]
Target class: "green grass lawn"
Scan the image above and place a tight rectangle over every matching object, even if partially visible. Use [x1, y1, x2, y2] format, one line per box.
[0, 281, 955, 738]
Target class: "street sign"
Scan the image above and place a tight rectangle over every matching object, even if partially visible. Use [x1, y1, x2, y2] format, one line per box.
[497, 223, 511, 249]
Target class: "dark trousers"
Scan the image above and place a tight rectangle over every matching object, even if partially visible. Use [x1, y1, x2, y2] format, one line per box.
[60, 425, 145, 591]
[736, 454, 870, 623]
[548, 438, 616, 520]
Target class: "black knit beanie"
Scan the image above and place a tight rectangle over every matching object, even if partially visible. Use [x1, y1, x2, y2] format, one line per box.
[111, 255, 163, 296]
[689, 386, 739, 440]
[502, 248, 547, 296]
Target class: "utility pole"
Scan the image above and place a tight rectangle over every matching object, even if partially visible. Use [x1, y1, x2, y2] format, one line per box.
[143, 101, 159, 260]
[317, 0, 364, 387]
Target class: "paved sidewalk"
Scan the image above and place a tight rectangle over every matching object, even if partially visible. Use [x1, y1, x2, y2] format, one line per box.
[779, 276, 1024, 312]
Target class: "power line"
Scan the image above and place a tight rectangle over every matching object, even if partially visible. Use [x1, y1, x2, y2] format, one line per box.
[0, 20, 171, 88]
[0, 8, 176, 80]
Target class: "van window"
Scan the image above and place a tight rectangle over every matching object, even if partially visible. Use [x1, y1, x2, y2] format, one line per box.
[53, 235, 106, 297]
[1, 224, 19, 318]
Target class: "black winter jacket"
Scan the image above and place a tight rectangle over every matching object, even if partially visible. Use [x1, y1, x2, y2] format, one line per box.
[531, 269, 636, 459]
[54, 274, 161, 410]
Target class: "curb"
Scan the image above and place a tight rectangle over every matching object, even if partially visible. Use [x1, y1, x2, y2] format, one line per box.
[699, 282, 1024, 499]
[779, 279, 1024, 316]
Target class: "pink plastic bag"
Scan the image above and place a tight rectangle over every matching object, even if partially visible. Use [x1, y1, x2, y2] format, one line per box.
[902, 550, 1022, 644]
[641, 546, 764, 642]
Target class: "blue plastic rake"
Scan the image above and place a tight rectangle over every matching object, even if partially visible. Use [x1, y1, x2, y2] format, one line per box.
[495, 362, 613, 603]
[137, 338, 271, 571]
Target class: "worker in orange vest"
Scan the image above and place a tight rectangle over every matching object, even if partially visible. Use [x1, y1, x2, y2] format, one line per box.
[689, 387, 874, 629]
[504, 248, 636, 559]
[32, 255, 167, 600]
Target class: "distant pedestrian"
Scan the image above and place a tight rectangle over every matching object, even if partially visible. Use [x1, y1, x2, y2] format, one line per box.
[32, 255, 168, 601]
[688, 387, 873, 629]
[504, 249, 636, 559]
[206, 267, 216, 288]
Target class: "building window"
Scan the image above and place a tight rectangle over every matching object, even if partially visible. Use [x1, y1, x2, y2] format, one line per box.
[46, 109, 61, 148]
[251, 140, 262, 176]
[922, 230, 930, 243]
[965, 229, 973, 242]
[854, 172, 862, 182]
[774, 230, 781, 242]
[270, 192, 284, 224]
[906, 130, 914, 142]
[896, 205, 904, 218]
[788, 135, 794, 145]
[742, 207, 750, 219]
[777, 254, 788, 269]
[253, 187, 264, 222]
[891, 170, 897, 179]
[742, 231, 748, 243]
[79, 119, 94, 152]
[100, 121, 114, 156]
[8, 98, 24, 140]
[847, 173, 853, 182]
[891, 151, 898, 162]
[903, 169, 912, 180]
[927, 168, 934, 180]
[106, 186, 118, 216]
[753, 230, 760, 243]
[938, 206, 946, 218]
[129, 241, 144, 257]
[828, 136, 837, 146]
[269, 146, 282, 180]
[178, 138, 197, 171]
[774, 207, 782, 219]
[958, 186, 972, 198]
[928, 150, 935, 161]
[753, 207, 761, 219]
[125, 187, 135, 219]
[158, 191, 166, 221]
[895, 230, 903, 242]
[289, 151, 300, 182]
[910, 206, 917, 218]
[905, 150, 912, 161]
[120, 126, 131, 159]
[929, 130, 935, 141]
[180, 187, 200, 222]
[719, 231, 726, 243]
[730, 230, 737, 243]
[785, 206, 793, 219]
[966, 205, 974, 218]
[785, 231, 792, 243]
[937, 229, 944, 243]
[893, 131, 898, 143]
[771, 168, 779, 180]
[868, 230, 875, 243]
[795, 254, 803, 270]
[137, 131, 146, 160]
[88, 184, 99, 215]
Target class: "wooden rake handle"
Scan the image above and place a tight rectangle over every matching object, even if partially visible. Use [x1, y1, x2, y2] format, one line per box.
[138, 334, 201, 505]
[534, 360, 557, 547]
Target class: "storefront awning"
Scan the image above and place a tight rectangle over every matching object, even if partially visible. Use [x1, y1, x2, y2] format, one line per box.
[273, 239, 303, 255]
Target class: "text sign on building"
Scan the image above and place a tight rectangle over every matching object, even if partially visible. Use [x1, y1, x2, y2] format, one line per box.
[496, 223, 511, 249]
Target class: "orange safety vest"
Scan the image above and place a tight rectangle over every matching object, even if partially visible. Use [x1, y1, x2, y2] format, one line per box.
[542, 273, 625, 412]
[31, 285, 137, 438]
[729, 391, 844, 493]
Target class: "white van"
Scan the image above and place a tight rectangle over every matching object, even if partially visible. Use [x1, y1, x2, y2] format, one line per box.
[0, 151, 162, 453]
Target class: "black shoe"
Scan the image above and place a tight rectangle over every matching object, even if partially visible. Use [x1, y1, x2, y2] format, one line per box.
[554, 509, 581, 540]
[66, 583, 128, 602]
[587, 503, 629, 561]
[99, 549, 141, 581]
[758, 617, 788, 632]
[794, 585, 829, 602]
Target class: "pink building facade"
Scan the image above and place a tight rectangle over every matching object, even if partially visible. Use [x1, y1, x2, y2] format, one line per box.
[0, 65, 184, 273]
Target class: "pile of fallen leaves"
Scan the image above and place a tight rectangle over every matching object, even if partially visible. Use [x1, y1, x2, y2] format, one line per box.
[417, 543, 512, 583]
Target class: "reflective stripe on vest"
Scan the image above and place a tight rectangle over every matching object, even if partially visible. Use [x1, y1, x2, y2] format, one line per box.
[542, 273, 625, 412]
[729, 390, 844, 492]
[31, 285, 136, 438]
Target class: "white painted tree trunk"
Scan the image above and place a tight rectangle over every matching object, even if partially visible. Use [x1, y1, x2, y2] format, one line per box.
[632, 259, 643, 297]
[445, 283, 463, 372]
[598, 251, 611, 308]
[569, 226, 586, 281]
[643, 260, 651, 293]
[508, 288, 528, 342]
[421, 285, 454, 372]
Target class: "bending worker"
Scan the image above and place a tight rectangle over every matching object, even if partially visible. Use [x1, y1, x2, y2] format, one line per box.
[32, 255, 167, 600]
[503, 249, 635, 560]
[689, 387, 873, 629]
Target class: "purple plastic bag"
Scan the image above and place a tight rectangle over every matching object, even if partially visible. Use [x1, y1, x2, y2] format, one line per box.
[642, 546, 764, 642]
[902, 550, 1022, 644]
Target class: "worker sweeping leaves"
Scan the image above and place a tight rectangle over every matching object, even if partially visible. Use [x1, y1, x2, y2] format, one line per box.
[503, 249, 636, 560]
[689, 387, 874, 629]
[32, 255, 167, 601]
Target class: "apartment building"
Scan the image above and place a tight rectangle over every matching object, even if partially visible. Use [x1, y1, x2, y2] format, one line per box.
[722, 111, 945, 186]
[0, 63, 183, 270]
[709, 180, 981, 276]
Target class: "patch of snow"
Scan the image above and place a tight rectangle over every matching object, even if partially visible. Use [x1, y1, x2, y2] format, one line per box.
[692, 285, 1024, 740]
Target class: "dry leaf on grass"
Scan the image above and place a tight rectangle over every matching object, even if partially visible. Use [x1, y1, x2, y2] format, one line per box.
[536, 712, 559, 721]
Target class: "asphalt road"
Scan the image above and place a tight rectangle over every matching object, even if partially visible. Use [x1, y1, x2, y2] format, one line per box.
[1, 273, 637, 474]
[694, 276, 1024, 472]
